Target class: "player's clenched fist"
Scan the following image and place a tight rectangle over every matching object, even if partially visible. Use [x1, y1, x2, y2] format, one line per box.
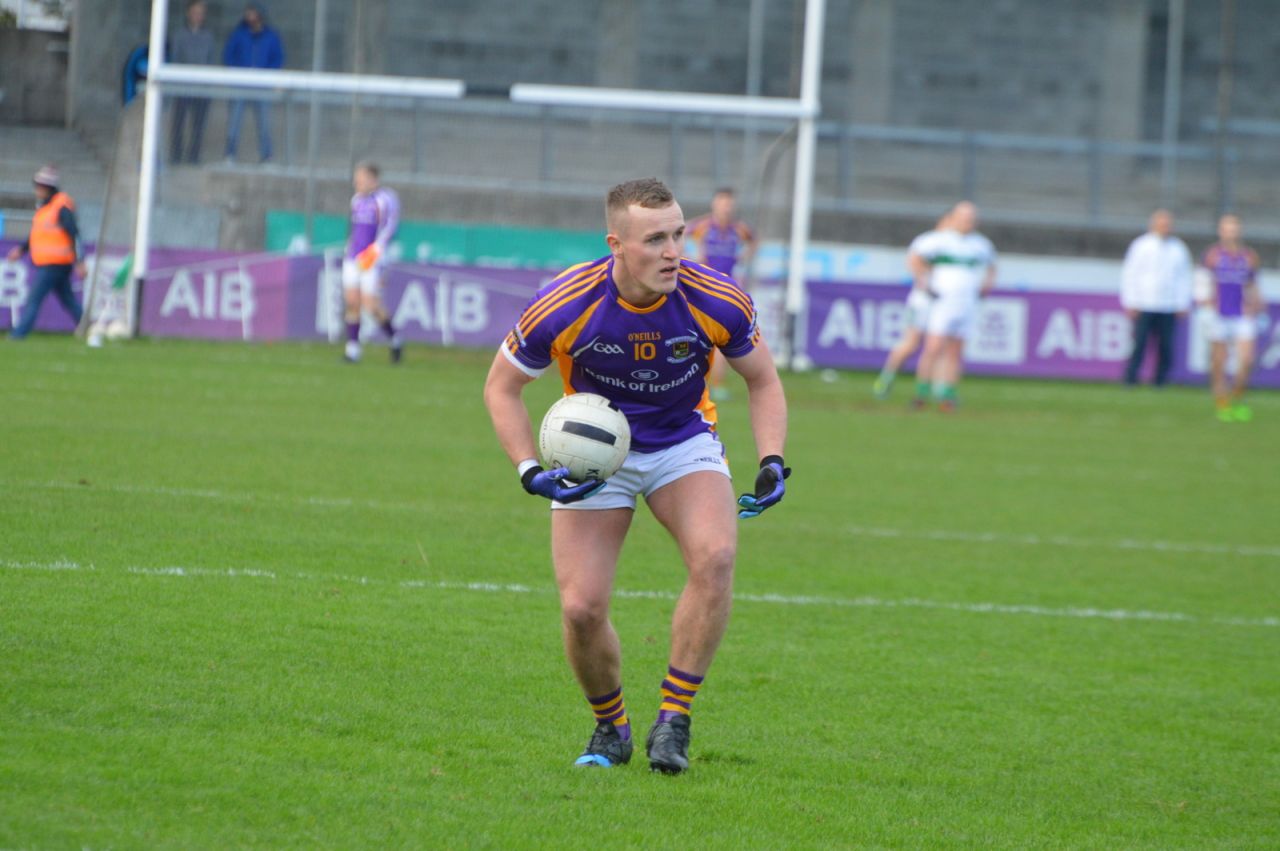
[736, 455, 791, 519]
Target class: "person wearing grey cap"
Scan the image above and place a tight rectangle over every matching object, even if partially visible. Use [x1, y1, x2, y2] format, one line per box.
[6, 166, 86, 340]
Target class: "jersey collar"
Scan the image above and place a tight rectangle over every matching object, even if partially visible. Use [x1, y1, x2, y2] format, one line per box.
[606, 256, 669, 314]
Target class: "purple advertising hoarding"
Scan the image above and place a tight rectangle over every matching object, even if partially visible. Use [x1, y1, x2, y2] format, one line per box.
[806, 281, 1280, 388]
[4, 240, 1278, 388]
[134, 249, 547, 348]
[1, 239, 87, 334]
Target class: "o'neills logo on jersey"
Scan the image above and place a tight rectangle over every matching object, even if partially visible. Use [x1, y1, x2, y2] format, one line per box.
[665, 335, 698, 363]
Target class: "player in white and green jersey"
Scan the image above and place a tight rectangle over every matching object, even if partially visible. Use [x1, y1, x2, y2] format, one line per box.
[873, 208, 952, 399]
[910, 201, 996, 410]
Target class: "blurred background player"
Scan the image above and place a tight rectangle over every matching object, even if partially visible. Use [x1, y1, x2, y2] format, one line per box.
[484, 178, 788, 774]
[910, 201, 996, 411]
[686, 188, 757, 401]
[1201, 213, 1262, 421]
[342, 161, 402, 364]
[873, 207, 953, 399]
[1120, 209, 1192, 387]
[6, 166, 86, 340]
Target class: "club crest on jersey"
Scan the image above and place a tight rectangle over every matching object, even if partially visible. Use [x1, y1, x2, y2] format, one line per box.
[665, 335, 698, 363]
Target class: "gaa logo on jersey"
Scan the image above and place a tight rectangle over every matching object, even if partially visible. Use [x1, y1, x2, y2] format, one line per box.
[666, 335, 698, 363]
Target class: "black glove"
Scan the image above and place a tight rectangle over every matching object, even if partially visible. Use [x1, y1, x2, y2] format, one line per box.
[737, 455, 791, 519]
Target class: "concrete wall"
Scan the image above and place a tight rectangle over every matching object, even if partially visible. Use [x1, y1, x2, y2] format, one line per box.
[65, 0, 1280, 142]
[0, 29, 70, 125]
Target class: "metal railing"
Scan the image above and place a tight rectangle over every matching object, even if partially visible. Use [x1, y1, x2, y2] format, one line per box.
[145, 87, 1280, 239]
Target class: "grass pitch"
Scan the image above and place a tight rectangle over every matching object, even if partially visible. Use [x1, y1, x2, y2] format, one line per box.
[2, 336, 1277, 849]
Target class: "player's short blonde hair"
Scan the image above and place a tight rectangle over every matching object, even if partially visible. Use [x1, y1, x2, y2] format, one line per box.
[606, 178, 675, 231]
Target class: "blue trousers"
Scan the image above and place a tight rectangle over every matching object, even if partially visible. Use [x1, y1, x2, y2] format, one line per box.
[11, 264, 82, 339]
[171, 96, 210, 164]
[1124, 311, 1177, 386]
[225, 99, 273, 161]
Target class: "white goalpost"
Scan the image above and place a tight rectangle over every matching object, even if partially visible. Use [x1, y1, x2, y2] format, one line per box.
[132, 0, 827, 366]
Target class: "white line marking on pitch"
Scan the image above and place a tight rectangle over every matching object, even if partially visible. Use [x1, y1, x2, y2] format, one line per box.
[834, 524, 1280, 559]
[3, 559, 1276, 629]
[21, 479, 1280, 561]
[0, 559, 88, 572]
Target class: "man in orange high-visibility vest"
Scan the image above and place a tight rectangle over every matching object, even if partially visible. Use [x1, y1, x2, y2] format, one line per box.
[6, 166, 87, 340]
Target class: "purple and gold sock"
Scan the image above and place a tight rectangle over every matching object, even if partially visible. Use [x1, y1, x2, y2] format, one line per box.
[346, 321, 360, 343]
[588, 686, 631, 742]
[657, 665, 704, 724]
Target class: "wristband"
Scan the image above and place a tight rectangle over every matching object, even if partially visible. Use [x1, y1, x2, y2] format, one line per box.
[517, 458, 541, 478]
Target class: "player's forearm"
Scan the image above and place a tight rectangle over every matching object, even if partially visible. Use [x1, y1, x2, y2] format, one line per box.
[374, 218, 398, 251]
[981, 266, 997, 295]
[907, 255, 931, 290]
[744, 372, 787, 462]
[1244, 284, 1264, 314]
[483, 375, 538, 466]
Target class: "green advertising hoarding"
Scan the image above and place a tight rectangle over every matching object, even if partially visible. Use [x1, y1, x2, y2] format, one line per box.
[266, 211, 606, 270]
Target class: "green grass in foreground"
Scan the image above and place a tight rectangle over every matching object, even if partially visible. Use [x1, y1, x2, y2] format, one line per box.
[1, 335, 1278, 849]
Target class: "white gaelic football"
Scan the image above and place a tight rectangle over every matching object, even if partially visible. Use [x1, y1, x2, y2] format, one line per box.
[538, 393, 631, 483]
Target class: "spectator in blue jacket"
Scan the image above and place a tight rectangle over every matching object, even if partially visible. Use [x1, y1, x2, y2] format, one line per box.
[223, 2, 284, 163]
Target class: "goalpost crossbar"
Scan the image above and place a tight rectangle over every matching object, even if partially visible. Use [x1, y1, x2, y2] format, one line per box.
[136, 0, 827, 364]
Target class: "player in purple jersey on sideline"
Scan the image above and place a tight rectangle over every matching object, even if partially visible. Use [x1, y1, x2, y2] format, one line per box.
[686, 188, 757, 401]
[1200, 213, 1263, 422]
[342, 161, 403, 364]
[484, 178, 789, 774]
[687, 188, 757, 279]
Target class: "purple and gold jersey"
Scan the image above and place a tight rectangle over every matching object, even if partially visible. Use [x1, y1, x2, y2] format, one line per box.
[503, 256, 760, 453]
[687, 216, 755, 277]
[346, 187, 400, 259]
[1202, 244, 1258, 317]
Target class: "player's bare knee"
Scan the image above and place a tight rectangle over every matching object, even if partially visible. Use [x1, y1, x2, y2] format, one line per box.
[687, 543, 736, 593]
[561, 598, 610, 635]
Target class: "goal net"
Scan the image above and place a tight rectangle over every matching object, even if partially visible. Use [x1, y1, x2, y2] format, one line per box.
[113, 0, 823, 358]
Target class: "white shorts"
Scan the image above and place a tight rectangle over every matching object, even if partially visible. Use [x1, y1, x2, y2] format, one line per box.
[342, 257, 383, 296]
[905, 289, 933, 331]
[551, 431, 731, 511]
[926, 293, 978, 339]
[1206, 314, 1258, 343]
